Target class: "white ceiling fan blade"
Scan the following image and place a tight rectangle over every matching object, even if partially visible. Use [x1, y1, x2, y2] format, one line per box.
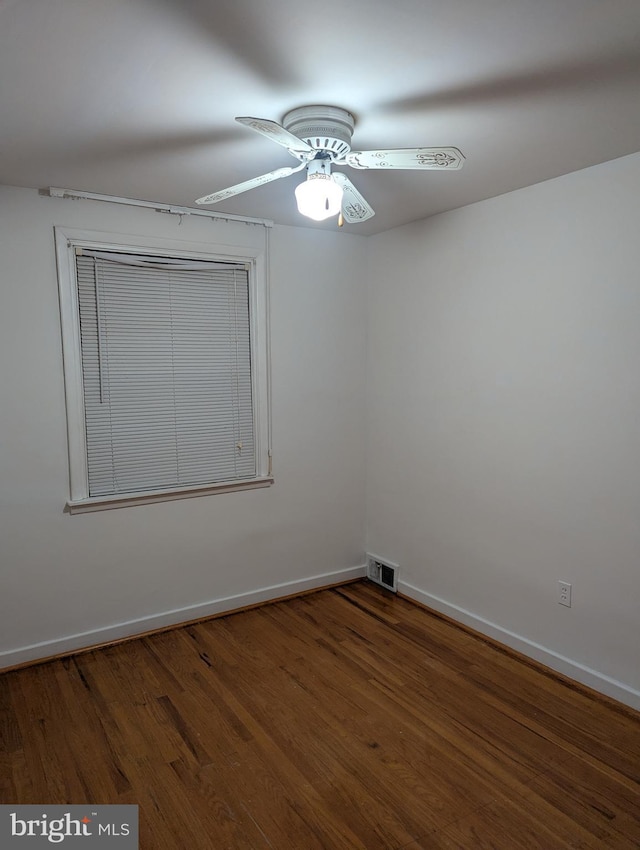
[345, 147, 465, 170]
[332, 172, 375, 223]
[195, 163, 305, 205]
[236, 116, 314, 159]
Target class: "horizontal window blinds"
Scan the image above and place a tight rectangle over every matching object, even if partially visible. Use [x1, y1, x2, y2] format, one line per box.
[76, 251, 255, 496]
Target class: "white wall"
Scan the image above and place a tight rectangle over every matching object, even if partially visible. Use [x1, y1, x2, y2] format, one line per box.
[0, 187, 367, 665]
[366, 152, 640, 708]
[4, 152, 640, 710]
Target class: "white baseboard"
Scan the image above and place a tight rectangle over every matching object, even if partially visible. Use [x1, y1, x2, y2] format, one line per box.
[398, 579, 640, 713]
[0, 565, 367, 670]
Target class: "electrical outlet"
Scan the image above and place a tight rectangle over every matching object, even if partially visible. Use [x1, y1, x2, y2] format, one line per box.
[558, 580, 572, 607]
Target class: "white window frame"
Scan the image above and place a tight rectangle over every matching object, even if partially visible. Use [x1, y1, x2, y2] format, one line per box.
[55, 226, 272, 513]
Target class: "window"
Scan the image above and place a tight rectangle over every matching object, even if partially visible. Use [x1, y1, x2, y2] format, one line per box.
[56, 228, 271, 512]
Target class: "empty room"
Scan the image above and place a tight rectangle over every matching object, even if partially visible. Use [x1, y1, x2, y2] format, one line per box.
[1, 1, 639, 847]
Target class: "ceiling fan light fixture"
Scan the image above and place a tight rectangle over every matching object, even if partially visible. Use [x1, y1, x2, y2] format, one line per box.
[295, 174, 343, 221]
[195, 105, 462, 226]
[294, 159, 343, 221]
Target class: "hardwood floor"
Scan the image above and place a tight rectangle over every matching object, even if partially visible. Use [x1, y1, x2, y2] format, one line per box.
[1, 580, 639, 848]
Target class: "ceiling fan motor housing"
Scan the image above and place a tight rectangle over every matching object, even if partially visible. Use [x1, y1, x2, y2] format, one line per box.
[282, 105, 355, 160]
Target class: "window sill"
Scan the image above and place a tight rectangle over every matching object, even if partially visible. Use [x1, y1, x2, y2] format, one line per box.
[65, 477, 274, 514]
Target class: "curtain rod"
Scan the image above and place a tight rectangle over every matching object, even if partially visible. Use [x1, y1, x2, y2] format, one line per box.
[44, 187, 274, 228]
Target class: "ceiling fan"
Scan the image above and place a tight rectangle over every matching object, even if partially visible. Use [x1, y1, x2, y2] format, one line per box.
[195, 105, 465, 224]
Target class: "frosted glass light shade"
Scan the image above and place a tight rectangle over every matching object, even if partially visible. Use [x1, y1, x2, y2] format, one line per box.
[295, 174, 343, 221]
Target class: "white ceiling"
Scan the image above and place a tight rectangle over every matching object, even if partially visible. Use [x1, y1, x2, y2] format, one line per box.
[1, 0, 640, 235]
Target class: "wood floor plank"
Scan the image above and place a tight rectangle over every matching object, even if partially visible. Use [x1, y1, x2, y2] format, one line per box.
[1, 580, 639, 848]
[438, 786, 634, 850]
[526, 751, 640, 846]
[339, 584, 640, 780]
